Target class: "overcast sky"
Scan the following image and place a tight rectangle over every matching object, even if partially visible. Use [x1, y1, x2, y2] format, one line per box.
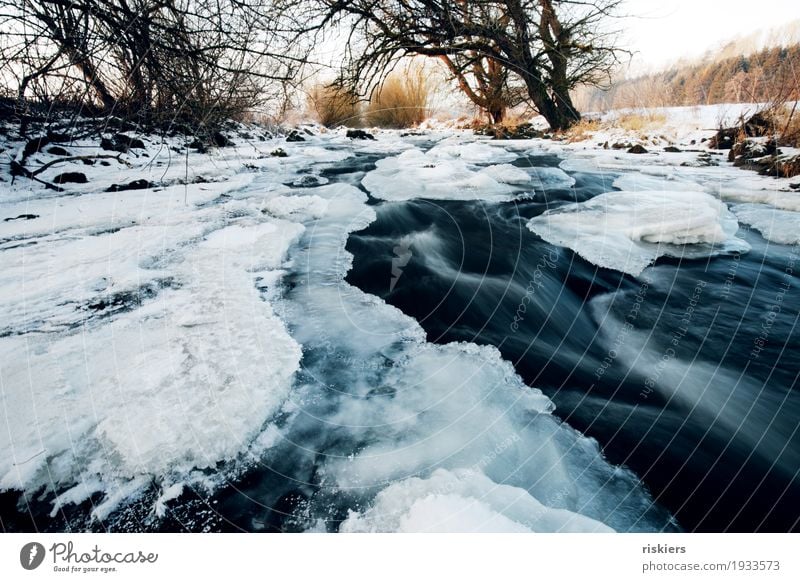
[621, 0, 799, 71]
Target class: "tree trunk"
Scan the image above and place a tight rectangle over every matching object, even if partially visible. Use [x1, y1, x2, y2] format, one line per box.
[522, 74, 580, 131]
[490, 107, 504, 124]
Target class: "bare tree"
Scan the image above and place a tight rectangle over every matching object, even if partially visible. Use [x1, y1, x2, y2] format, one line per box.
[0, 0, 310, 129]
[298, 0, 625, 130]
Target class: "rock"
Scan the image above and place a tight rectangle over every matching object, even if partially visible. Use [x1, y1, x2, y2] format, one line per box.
[106, 179, 153, 192]
[270, 148, 288, 157]
[627, 145, 649, 154]
[114, 133, 145, 150]
[292, 175, 323, 187]
[708, 128, 739, 149]
[4, 214, 39, 222]
[761, 155, 800, 178]
[47, 146, 69, 156]
[473, 123, 543, 140]
[346, 129, 376, 140]
[188, 139, 207, 153]
[102, 134, 145, 152]
[664, 146, 681, 153]
[286, 131, 306, 142]
[22, 132, 71, 159]
[611, 142, 630, 150]
[790, 183, 800, 190]
[53, 172, 88, 184]
[728, 139, 778, 166]
[212, 132, 232, 147]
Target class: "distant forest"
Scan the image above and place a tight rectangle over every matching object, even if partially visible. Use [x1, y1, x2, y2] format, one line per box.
[575, 43, 800, 111]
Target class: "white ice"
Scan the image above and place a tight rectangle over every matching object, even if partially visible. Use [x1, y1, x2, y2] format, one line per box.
[340, 468, 613, 533]
[732, 203, 800, 245]
[361, 147, 531, 201]
[527, 190, 749, 276]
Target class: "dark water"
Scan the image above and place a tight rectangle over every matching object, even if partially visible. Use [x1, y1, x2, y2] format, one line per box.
[345, 157, 800, 532]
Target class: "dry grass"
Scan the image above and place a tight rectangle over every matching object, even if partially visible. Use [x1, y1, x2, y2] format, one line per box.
[616, 112, 667, 132]
[308, 84, 360, 127]
[564, 118, 602, 142]
[771, 104, 800, 148]
[367, 68, 430, 128]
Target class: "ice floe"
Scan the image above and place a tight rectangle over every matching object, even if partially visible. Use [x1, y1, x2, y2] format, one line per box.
[527, 190, 749, 276]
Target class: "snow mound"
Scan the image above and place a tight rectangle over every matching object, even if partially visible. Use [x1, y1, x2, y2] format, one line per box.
[732, 203, 800, 245]
[527, 190, 749, 276]
[361, 148, 528, 201]
[340, 468, 613, 533]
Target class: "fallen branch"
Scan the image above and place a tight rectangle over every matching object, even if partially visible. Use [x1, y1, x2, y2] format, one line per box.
[10, 161, 64, 192]
[30, 154, 128, 177]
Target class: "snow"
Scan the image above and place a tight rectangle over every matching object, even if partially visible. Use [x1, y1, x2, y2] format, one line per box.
[527, 190, 749, 276]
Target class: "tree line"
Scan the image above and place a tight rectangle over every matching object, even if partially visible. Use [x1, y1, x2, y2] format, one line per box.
[576, 44, 800, 112]
[1, 1, 625, 132]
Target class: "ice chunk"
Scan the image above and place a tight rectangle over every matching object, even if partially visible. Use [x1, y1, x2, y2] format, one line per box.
[361, 148, 525, 201]
[732, 203, 800, 245]
[427, 141, 518, 163]
[527, 190, 749, 276]
[528, 166, 576, 189]
[340, 469, 614, 533]
[479, 164, 531, 185]
[263, 194, 329, 220]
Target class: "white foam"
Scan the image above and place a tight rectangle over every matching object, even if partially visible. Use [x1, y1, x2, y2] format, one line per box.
[527, 190, 749, 276]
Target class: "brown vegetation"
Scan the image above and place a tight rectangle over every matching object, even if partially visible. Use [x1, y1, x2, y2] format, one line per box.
[576, 44, 800, 111]
[366, 70, 429, 128]
[308, 84, 360, 127]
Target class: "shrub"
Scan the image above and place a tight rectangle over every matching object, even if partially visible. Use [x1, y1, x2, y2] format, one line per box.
[308, 84, 360, 127]
[366, 68, 429, 128]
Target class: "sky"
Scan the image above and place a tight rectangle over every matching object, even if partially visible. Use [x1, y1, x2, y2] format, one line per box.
[620, 0, 800, 71]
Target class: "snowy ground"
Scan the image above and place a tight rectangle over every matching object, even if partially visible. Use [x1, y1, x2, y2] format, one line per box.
[1, 104, 797, 531]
